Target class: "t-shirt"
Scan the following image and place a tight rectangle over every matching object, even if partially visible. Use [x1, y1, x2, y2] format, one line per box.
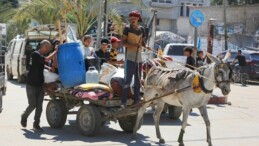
[95, 50, 110, 66]
[110, 48, 118, 61]
[123, 25, 145, 63]
[27, 51, 45, 86]
[196, 57, 204, 67]
[235, 54, 246, 66]
[186, 56, 195, 70]
[83, 46, 94, 58]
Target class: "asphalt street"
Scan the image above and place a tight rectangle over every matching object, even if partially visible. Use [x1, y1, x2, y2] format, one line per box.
[0, 80, 259, 146]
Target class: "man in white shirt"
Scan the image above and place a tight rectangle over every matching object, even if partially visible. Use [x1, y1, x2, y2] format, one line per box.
[82, 35, 94, 58]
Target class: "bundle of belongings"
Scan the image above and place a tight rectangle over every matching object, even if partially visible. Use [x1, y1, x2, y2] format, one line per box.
[109, 68, 134, 98]
[70, 83, 113, 100]
[44, 69, 60, 92]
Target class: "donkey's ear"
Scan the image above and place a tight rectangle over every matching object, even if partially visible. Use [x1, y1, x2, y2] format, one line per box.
[206, 53, 221, 63]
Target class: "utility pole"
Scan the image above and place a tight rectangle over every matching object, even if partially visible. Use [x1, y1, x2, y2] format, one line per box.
[96, 0, 103, 49]
[223, 0, 228, 50]
[103, 0, 108, 37]
[207, 19, 215, 64]
[194, 27, 198, 64]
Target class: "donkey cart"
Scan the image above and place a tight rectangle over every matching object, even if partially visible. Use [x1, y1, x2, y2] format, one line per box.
[45, 88, 143, 136]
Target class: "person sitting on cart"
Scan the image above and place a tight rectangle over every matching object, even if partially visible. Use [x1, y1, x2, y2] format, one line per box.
[121, 11, 151, 108]
[50, 38, 66, 74]
[95, 38, 110, 66]
[82, 35, 95, 58]
[109, 37, 124, 66]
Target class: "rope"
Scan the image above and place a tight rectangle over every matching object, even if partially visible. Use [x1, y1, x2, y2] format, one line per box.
[146, 49, 217, 84]
[127, 85, 192, 109]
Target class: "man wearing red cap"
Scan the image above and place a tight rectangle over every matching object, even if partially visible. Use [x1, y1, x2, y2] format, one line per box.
[121, 11, 151, 108]
[109, 37, 124, 66]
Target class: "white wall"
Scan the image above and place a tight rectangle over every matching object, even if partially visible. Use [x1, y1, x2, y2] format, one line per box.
[157, 19, 172, 31]
[176, 17, 193, 37]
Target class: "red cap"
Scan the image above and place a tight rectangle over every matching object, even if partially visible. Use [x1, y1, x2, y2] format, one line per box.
[129, 10, 142, 22]
[110, 37, 121, 44]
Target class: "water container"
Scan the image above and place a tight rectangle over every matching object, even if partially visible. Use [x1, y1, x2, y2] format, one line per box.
[86, 66, 99, 83]
[58, 43, 86, 88]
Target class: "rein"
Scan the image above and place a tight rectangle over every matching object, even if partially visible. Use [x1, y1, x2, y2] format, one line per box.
[198, 67, 213, 94]
[128, 85, 192, 108]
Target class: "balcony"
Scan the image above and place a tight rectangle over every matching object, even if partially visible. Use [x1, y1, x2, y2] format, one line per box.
[151, 0, 175, 8]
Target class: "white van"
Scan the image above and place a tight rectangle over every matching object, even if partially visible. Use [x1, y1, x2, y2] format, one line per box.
[163, 43, 194, 65]
[5, 25, 60, 82]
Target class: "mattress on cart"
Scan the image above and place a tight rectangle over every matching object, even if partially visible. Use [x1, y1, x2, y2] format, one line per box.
[70, 83, 113, 101]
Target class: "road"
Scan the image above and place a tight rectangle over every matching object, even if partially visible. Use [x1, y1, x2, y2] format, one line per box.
[0, 80, 259, 146]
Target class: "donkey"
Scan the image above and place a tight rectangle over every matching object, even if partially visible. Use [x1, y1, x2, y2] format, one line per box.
[132, 54, 232, 146]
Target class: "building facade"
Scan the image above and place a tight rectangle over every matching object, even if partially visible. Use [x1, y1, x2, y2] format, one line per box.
[109, 0, 210, 33]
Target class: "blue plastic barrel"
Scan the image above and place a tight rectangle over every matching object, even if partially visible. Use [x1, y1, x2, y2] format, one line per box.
[58, 43, 86, 88]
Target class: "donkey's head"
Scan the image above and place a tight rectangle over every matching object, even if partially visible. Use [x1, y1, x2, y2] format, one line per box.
[207, 53, 232, 95]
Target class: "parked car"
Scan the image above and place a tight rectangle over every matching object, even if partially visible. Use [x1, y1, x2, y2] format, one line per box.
[217, 50, 259, 79]
[0, 45, 7, 113]
[5, 25, 60, 83]
[163, 43, 194, 65]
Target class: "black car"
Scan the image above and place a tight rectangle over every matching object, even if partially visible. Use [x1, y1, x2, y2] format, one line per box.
[217, 50, 259, 79]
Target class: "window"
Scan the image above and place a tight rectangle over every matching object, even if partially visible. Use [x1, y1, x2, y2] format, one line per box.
[156, 19, 160, 26]
[167, 45, 187, 56]
[186, 6, 190, 17]
[251, 54, 259, 61]
[180, 3, 184, 17]
[152, 0, 172, 3]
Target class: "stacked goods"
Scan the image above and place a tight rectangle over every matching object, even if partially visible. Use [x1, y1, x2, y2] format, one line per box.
[109, 68, 134, 99]
[110, 77, 133, 99]
[99, 63, 117, 84]
[58, 43, 86, 88]
[71, 83, 113, 100]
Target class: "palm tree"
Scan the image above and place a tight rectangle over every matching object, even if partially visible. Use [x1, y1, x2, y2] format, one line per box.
[67, 0, 98, 38]
[13, 0, 117, 39]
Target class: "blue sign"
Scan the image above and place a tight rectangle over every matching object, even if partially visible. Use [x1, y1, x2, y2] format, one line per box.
[189, 10, 205, 28]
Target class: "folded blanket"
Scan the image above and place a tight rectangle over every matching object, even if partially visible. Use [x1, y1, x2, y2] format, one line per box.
[71, 89, 113, 100]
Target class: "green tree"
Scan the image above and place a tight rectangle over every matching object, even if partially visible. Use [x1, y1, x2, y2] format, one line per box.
[13, 0, 121, 38]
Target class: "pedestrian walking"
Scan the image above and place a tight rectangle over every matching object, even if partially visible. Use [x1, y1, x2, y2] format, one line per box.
[21, 40, 58, 132]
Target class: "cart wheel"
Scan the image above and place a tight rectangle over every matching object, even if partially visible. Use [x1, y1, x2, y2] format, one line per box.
[168, 105, 182, 120]
[46, 99, 67, 128]
[77, 105, 101, 136]
[118, 115, 143, 133]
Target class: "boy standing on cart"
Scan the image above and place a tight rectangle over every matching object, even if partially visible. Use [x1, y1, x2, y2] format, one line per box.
[121, 11, 151, 108]
[21, 40, 58, 132]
